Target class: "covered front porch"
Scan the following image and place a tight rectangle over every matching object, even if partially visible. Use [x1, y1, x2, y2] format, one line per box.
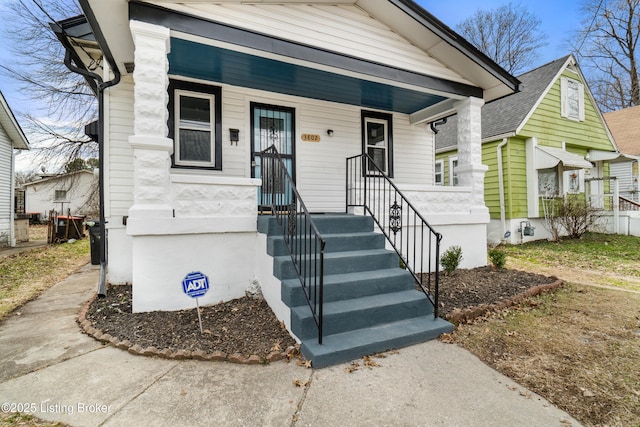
[114, 6, 509, 314]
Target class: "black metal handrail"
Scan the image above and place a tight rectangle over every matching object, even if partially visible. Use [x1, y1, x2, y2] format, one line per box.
[346, 154, 443, 318]
[260, 145, 326, 343]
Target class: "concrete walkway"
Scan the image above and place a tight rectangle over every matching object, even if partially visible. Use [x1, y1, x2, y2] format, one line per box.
[0, 239, 48, 259]
[0, 265, 582, 427]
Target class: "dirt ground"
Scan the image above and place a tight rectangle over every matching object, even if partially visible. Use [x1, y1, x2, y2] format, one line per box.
[508, 258, 640, 293]
[87, 266, 553, 358]
[450, 260, 640, 427]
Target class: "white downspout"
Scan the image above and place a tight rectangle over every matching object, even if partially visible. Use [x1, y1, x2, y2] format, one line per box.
[9, 147, 16, 247]
[497, 138, 508, 241]
[613, 178, 620, 234]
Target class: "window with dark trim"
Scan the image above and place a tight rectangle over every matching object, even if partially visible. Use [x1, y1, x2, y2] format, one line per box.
[54, 189, 67, 202]
[168, 80, 222, 170]
[361, 110, 393, 177]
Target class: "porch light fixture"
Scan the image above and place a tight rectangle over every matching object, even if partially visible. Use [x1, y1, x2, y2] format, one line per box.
[327, 129, 334, 136]
[229, 128, 239, 145]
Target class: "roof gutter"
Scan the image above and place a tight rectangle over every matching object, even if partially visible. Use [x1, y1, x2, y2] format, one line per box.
[390, 0, 521, 93]
[51, 6, 121, 298]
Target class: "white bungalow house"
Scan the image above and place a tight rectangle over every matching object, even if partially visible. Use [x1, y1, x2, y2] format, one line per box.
[54, 0, 519, 366]
[22, 170, 98, 220]
[0, 91, 30, 247]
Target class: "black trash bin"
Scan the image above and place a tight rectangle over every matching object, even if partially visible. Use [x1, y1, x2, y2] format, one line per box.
[87, 221, 101, 265]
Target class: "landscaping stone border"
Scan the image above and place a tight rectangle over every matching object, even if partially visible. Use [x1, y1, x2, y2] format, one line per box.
[78, 278, 564, 361]
[77, 296, 295, 365]
[444, 277, 564, 325]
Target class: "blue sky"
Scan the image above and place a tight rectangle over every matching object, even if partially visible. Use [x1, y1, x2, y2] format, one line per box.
[0, 0, 583, 170]
[422, 0, 583, 64]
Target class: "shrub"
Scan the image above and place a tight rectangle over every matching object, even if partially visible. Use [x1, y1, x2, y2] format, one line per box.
[488, 248, 506, 269]
[557, 196, 604, 239]
[440, 245, 463, 275]
[541, 196, 604, 241]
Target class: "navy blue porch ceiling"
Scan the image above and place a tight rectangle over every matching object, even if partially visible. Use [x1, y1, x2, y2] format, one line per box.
[169, 38, 446, 114]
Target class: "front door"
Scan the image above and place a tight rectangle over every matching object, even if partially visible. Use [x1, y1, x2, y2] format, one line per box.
[251, 103, 295, 210]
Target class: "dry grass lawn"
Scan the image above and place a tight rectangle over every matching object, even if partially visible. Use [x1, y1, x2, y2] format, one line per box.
[0, 225, 90, 320]
[452, 285, 640, 427]
[449, 233, 640, 427]
[0, 412, 67, 427]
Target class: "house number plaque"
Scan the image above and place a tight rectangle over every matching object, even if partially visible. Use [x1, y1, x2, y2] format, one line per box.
[301, 134, 321, 142]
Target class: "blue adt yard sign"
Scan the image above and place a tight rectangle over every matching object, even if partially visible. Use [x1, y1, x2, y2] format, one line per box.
[182, 271, 210, 334]
[182, 271, 210, 298]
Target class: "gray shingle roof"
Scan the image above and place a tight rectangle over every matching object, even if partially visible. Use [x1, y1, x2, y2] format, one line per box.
[435, 55, 571, 151]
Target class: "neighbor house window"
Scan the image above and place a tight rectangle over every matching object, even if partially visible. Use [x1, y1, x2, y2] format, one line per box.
[449, 156, 459, 186]
[168, 80, 222, 169]
[563, 169, 585, 194]
[54, 190, 67, 201]
[560, 77, 585, 121]
[362, 111, 393, 176]
[538, 168, 559, 197]
[435, 159, 444, 185]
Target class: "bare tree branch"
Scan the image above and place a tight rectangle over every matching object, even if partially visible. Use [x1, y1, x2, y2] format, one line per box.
[573, 0, 640, 111]
[1, 0, 97, 171]
[456, 2, 548, 75]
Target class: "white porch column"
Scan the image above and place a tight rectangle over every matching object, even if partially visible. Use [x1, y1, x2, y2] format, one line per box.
[455, 97, 488, 211]
[128, 20, 173, 222]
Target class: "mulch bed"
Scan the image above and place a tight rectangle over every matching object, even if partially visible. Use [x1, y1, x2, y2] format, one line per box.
[437, 266, 561, 323]
[80, 267, 562, 363]
[83, 288, 298, 363]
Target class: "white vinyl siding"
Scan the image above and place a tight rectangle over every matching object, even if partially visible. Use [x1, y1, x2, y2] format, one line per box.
[611, 161, 636, 201]
[106, 76, 435, 215]
[221, 84, 433, 212]
[105, 76, 135, 218]
[0, 127, 11, 245]
[295, 98, 432, 212]
[162, 3, 473, 86]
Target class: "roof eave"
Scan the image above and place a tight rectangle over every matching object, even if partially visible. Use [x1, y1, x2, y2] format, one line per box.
[388, 0, 521, 94]
[0, 92, 29, 150]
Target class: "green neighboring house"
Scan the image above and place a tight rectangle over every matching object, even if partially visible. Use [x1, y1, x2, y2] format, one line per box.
[435, 55, 617, 244]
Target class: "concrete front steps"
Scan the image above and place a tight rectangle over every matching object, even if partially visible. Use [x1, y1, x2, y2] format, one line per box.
[258, 213, 453, 368]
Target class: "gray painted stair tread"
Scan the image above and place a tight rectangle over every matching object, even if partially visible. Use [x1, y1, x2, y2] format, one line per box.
[292, 289, 426, 318]
[282, 268, 412, 286]
[302, 316, 453, 367]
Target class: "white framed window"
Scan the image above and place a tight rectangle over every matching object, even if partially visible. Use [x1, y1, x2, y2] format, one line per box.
[538, 168, 559, 198]
[449, 156, 459, 186]
[169, 80, 222, 170]
[435, 159, 444, 185]
[560, 77, 585, 121]
[563, 169, 585, 194]
[175, 90, 216, 167]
